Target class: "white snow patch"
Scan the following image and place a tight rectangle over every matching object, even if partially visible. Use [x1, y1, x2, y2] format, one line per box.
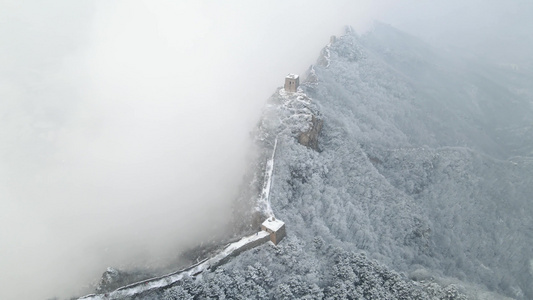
[262, 217, 284, 232]
[257, 138, 277, 218]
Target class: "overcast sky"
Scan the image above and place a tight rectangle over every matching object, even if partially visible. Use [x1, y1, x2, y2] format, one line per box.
[1, 1, 531, 299]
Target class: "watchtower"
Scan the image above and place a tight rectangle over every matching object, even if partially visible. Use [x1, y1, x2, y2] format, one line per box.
[284, 74, 299, 93]
[261, 217, 286, 245]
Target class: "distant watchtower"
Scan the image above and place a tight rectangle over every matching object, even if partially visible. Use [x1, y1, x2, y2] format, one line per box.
[284, 74, 299, 93]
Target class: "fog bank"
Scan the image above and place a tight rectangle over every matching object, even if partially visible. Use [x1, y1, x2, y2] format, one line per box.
[0, 1, 530, 299]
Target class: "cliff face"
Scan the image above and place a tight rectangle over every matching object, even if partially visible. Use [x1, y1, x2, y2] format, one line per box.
[255, 87, 322, 153]
[298, 114, 323, 151]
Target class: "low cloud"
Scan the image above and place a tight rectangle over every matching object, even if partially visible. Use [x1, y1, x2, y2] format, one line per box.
[1, 1, 531, 299]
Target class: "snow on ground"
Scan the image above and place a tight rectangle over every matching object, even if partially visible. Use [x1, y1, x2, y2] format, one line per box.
[262, 217, 284, 232]
[256, 138, 277, 217]
[286, 73, 299, 79]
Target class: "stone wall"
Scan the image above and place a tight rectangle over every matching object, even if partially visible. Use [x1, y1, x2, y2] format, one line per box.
[284, 76, 299, 92]
[209, 233, 271, 270]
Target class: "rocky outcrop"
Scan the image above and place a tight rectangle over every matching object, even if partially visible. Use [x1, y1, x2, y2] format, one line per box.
[95, 267, 121, 293]
[298, 114, 323, 151]
[95, 267, 155, 294]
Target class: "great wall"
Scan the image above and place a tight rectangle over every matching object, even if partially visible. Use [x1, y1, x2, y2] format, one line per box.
[78, 87, 293, 300]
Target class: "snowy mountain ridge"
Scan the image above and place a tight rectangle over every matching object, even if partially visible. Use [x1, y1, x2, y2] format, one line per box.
[76, 24, 533, 299]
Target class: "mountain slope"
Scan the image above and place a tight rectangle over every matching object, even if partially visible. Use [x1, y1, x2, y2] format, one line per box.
[298, 24, 532, 298]
[95, 24, 533, 299]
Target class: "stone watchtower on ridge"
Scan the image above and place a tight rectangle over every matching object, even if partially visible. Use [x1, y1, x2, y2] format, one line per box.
[284, 74, 299, 93]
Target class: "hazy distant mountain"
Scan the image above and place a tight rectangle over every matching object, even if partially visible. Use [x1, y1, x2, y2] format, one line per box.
[97, 23, 533, 300]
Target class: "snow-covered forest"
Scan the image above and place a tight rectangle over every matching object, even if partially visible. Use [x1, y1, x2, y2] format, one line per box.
[4, 1, 533, 299]
[130, 24, 533, 299]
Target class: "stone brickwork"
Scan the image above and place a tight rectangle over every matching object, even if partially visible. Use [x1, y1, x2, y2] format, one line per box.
[284, 74, 299, 92]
